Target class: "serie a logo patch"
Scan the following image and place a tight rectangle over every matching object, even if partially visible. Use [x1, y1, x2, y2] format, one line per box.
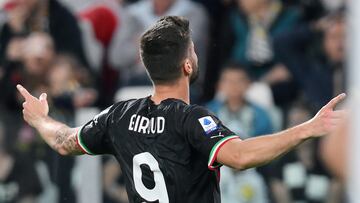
[198, 116, 218, 134]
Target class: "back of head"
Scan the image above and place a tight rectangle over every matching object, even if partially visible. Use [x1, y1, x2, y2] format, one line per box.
[140, 16, 191, 85]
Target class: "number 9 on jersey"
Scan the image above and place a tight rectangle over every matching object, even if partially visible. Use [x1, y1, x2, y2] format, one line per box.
[133, 152, 169, 203]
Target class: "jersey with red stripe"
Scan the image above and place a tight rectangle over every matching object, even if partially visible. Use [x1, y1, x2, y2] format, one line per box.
[76, 96, 239, 203]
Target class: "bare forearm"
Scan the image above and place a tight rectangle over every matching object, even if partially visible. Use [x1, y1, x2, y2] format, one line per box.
[238, 123, 311, 168]
[218, 122, 312, 170]
[217, 93, 346, 170]
[34, 116, 83, 155]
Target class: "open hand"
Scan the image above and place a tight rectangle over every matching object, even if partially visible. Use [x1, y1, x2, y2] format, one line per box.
[307, 93, 347, 137]
[17, 84, 49, 128]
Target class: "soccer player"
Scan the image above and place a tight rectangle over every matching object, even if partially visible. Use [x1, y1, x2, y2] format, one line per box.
[17, 16, 346, 203]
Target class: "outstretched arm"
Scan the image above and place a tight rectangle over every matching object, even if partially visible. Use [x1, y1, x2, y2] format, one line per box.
[217, 93, 347, 170]
[17, 84, 84, 156]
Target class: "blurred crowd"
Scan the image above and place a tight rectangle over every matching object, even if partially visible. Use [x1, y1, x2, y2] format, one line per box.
[0, 0, 346, 202]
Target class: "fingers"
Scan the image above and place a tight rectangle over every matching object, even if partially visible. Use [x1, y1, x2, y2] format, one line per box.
[39, 93, 47, 100]
[325, 110, 347, 131]
[39, 93, 47, 103]
[324, 93, 346, 110]
[16, 84, 34, 101]
[332, 110, 348, 119]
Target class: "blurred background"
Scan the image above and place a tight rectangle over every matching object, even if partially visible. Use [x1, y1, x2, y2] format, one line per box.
[0, 0, 352, 202]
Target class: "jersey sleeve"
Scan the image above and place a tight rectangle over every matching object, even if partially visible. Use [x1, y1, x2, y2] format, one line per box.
[76, 105, 115, 155]
[184, 106, 240, 170]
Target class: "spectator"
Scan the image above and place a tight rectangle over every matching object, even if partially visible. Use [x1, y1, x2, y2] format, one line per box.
[0, 32, 55, 147]
[207, 65, 273, 137]
[218, 0, 301, 77]
[22, 32, 55, 92]
[274, 12, 345, 111]
[269, 103, 343, 203]
[216, 0, 301, 106]
[206, 65, 272, 203]
[0, 121, 42, 203]
[0, 0, 88, 67]
[0, 32, 54, 112]
[1, 32, 96, 113]
[48, 55, 97, 112]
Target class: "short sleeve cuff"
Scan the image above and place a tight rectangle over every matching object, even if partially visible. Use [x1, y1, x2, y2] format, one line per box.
[207, 135, 240, 170]
[76, 126, 96, 155]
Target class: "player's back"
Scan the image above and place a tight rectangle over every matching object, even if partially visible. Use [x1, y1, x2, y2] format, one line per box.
[77, 97, 239, 203]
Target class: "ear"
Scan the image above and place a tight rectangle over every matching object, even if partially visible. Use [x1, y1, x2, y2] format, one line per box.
[183, 58, 193, 76]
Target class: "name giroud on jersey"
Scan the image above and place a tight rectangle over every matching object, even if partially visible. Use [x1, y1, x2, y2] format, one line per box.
[128, 114, 165, 134]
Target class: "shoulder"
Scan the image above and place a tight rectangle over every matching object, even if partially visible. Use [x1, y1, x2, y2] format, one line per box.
[183, 104, 217, 121]
[112, 98, 138, 108]
[110, 98, 143, 114]
[163, 102, 213, 120]
[185, 104, 207, 112]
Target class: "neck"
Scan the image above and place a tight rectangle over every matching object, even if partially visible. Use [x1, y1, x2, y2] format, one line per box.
[252, 1, 272, 19]
[151, 79, 190, 105]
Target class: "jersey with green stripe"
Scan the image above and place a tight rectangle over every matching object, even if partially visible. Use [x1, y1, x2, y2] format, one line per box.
[77, 96, 238, 203]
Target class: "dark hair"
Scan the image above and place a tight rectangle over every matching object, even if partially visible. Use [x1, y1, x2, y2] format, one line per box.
[140, 16, 191, 85]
